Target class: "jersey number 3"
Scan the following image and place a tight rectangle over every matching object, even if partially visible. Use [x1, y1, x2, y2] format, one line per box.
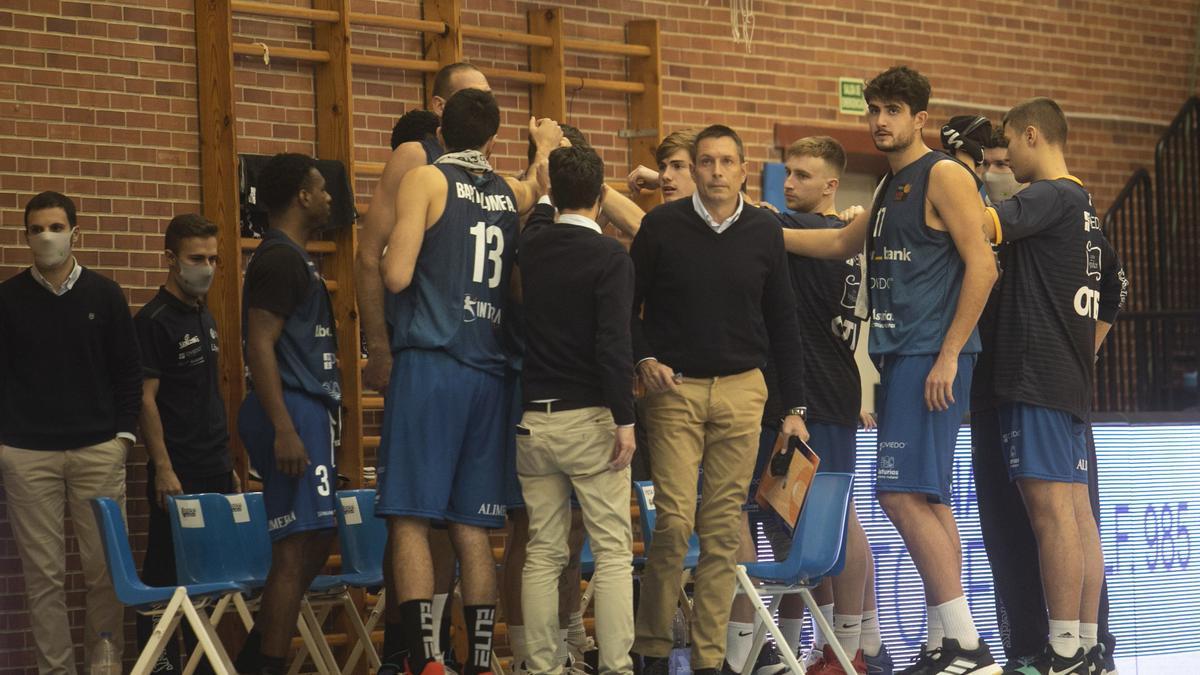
[470, 221, 504, 288]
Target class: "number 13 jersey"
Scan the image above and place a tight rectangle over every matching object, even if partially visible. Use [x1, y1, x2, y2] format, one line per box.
[387, 164, 519, 376]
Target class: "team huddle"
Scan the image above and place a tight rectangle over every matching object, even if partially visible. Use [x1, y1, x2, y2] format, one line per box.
[1, 61, 1127, 675]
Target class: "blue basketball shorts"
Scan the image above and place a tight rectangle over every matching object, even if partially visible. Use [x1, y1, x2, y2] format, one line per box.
[874, 353, 975, 504]
[375, 348, 508, 528]
[999, 402, 1088, 484]
[238, 389, 338, 542]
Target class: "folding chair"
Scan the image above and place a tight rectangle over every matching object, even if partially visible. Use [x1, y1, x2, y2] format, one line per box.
[333, 489, 386, 675]
[733, 472, 856, 675]
[91, 497, 244, 675]
[633, 481, 701, 620]
[169, 493, 339, 675]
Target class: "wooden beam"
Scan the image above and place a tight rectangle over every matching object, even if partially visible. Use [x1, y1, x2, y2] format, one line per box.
[564, 76, 645, 94]
[194, 0, 247, 488]
[231, 0, 338, 23]
[313, 0, 363, 497]
[349, 12, 446, 35]
[625, 20, 664, 214]
[422, 0, 463, 109]
[232, 42, 330, 63]
[462, 24, 553, 48]
[563, 37, 652, 57]
[241, 237, 337, 254]
[351, 53, 440, 73]
[528, 8, 566, 122]
[476, 65, 546, 85]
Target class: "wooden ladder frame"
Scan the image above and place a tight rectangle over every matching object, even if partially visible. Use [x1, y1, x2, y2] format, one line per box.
[194, 0, 662, 665]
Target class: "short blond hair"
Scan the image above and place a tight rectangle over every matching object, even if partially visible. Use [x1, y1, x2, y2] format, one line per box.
[784, 136, 846, 177]
[655, 129, 698, 166]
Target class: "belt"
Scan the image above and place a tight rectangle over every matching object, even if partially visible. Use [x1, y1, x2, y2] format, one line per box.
[522, 400, 594, 414]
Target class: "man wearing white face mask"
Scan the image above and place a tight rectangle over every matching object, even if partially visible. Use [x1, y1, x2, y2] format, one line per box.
[132, 213, 235, 674]
[981, 130, 1026, 204]
[0, 191, 143, 674]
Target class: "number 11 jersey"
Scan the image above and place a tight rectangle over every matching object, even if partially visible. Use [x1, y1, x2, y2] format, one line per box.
[387, 164, 519, 376]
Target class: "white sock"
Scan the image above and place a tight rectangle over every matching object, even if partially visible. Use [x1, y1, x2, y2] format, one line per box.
[568, 611, 587, 652]
[1049, 619, 1081, 659]
[508, 624, 527, 667]
[812, 603, 834, 650]
[1080, 623, 1098, 651]
[935, 596, 979, 651]
[926, 606, 944, 649]
[431, 592, 449, 657]
[557, 628, 569, 665]
[779, 617, 804, 656]
[860, 610, 882, 657]
[832, 613, 863, 656]
[725, 621, 755, 672]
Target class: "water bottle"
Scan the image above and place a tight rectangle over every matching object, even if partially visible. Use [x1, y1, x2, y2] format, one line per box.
[90, 632, 118, 675]
[668, 608, 691, 675]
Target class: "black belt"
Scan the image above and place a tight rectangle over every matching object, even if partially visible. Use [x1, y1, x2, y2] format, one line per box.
[522, 400, 594, 414]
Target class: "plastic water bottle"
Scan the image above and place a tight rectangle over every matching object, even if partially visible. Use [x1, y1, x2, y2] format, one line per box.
[90, 632, 118, 675]
[668, 608, 691, 675]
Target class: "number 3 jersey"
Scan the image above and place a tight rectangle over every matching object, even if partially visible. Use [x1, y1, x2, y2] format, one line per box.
[387, 164, 519, 376]
[986, 176, 1126, 422]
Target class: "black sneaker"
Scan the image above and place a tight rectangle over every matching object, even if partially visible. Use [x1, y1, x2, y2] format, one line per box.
[752, 644, 789, 675]
[721, 659, 741, 675]
[1002, 645, 1086, 674]
[896, 643, 940, 675]
[1084, 645, 1117, 675]
[921, 638, 1001, 674]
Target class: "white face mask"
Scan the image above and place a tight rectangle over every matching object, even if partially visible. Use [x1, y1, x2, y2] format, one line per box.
[175, 259, 215, 297]
[28, 229, 73, 268]
[984, 172, 1025, 203]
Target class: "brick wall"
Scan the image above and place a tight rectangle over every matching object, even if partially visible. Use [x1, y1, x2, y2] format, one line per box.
[1, 0, 1197, 671]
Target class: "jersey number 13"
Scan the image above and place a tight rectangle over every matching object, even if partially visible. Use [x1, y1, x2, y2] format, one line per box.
[470, 221, 505, 289]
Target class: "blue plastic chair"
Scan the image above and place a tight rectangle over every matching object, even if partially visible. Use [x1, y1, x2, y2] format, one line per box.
[633, 481, 700, 569]
[91, 497, 242, 674]
[167, 493, 258, 589]
[734, 472, 857, 675]
[335, 490, 387, 673]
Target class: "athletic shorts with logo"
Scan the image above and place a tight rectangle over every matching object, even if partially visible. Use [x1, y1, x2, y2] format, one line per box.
[239, 389, 338, 541]
[874, 353, 975, 503]
[999, 402, 1088, 484]
[375, 348, 507, 528]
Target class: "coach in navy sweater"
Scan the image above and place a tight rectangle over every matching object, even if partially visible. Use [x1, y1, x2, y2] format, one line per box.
[631, 126, 808, 675]
[0, 191, 142, 674]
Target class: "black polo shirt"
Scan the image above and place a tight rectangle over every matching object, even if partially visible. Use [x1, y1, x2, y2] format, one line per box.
[134, 287, 231, 477]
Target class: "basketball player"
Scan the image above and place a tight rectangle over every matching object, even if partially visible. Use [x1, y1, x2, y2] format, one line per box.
[234, 153, 340, 675]
[376, 89, 562, 675]
[979, 98, 1122, 675]
[781, 66, 1000, 675]
[357, 63, 491, 669]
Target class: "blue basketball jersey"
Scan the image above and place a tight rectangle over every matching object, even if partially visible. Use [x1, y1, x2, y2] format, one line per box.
[242, 229, 342, 411]
[421, 137, 443, 164]
[387, 164, 519, 376]
[866, 151, 982, 357]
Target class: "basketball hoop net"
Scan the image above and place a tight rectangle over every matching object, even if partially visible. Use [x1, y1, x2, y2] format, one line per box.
[730, 0, 755, 53]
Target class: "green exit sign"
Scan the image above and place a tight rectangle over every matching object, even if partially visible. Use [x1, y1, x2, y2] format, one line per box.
[838, 77, 866, 115]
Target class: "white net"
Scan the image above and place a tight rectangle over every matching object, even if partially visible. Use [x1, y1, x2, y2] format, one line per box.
[730, 0, 756, 53]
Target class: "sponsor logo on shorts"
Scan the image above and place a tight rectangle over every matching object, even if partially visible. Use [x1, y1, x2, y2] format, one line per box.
[316, 509, 335, 518]
[268, 512, 297, 532]
[1076, 458, 1089, 471]
[478, 503, 505, 517]
[314, 324, 333, 338]
[878, 455, 899, 480]
[879, 440, 906, 449]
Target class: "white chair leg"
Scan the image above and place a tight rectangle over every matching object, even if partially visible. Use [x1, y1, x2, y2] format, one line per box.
[798, 588, 855, 674]
[339, 591, 381, 671]
[342, 589, 385, 675]
[735, 567, 806, 674]
[289, 607, 329, 675]
[303, 598, 341, 673]
[180, 592, 239, 675]
[579, 579, 595, 616]
[185, 592, 237, 675]
[131, 590, 188, 675]
[233, 592, 257, 630]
